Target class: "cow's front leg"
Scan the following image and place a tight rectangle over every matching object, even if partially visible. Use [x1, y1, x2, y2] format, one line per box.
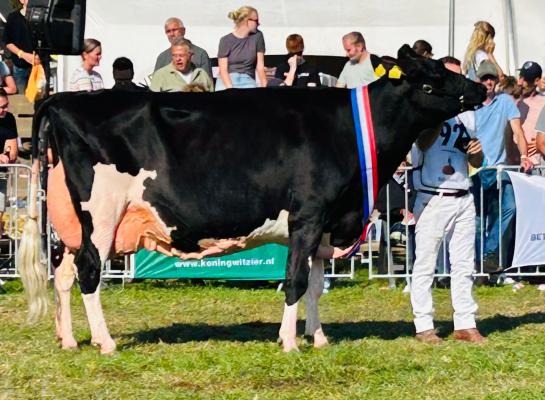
[305, 257, 328, 348]
[280, 212, 324, 352]
[54, 251, 78, 350]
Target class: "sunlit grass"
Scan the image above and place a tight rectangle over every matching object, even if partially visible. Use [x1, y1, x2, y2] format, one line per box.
[1, 275, 543, 399]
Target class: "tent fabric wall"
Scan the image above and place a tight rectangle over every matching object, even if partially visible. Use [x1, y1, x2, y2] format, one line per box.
[57, 0, 545, 90]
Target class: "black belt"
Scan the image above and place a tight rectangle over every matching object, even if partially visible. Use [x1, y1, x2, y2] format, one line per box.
[419, 189, 469, 198]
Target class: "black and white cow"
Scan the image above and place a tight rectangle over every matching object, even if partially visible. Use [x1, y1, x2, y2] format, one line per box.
[19, 45, 485, 354]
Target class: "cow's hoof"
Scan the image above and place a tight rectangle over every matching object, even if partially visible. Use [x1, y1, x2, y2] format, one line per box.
[61, 337, 78, 350]
[313, 329, 329, 349]
[280, 338, 300, 353]
[99, 339, 117, 355]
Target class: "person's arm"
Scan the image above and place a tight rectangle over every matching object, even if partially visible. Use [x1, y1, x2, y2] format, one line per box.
[537, 132, 545, 156]
[336, 66, 347, 88]
[282, 55, 297, 87]
[256, 52, 267, 87]
[487, 52, 505, 81]
[510, 117, 533, 171]
[218, 57, 232, 89]
[316, 244, 354, 259]
[5, 43, 35, 66]
[3, 75, 17, 94]
[466, 138, 483, 168]
[415, 124, 442, 151]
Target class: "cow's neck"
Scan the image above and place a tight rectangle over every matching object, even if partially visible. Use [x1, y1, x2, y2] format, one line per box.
[367, 79, 444, 188]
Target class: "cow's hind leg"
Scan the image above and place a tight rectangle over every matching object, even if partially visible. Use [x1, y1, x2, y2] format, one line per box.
[305, 257, 328, 348]
[54, 250, 78, 350]
[279, 210, 324, 352]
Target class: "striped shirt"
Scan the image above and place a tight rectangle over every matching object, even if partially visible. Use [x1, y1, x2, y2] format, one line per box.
[68, 66, 104, 92]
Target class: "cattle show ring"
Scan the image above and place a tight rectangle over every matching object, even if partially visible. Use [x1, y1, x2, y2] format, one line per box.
[1, 1, 544, 399]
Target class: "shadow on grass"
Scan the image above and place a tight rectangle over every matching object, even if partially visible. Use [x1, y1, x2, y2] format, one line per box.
[122, 311, 545, 347]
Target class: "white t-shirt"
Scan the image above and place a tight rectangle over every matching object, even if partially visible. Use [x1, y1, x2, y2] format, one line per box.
[412, 111, 476, 191]
[178, 70, 193, 84]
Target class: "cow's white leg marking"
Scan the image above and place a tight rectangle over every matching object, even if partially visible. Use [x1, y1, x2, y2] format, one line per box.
[305, 257, 328, 348]
[54, 251, 78, 350]
[82, 288, 116, 354]
[279, 302, 299, 352]
[80, 163, 163, 354]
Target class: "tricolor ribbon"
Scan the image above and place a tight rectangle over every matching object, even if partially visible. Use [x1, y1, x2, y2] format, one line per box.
[343, 85, 378, 258]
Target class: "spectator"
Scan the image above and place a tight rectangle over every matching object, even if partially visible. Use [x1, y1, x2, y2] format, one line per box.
[496, 75, 521, 100]
[154, 17, 212, 78]
[0, 89, 18, 236]
[536, 107, 545, 167]
[471, 61, 532, 271]
[412, 40, 433, 59]
[4, 0, 36, 93]
[150, 37, 213, 93]
[0, 61, 17, 94]
[68, 38, 103, 92]
[111, 57, 146, 92]
[410, 58, 485, 344]
[462, 21, 504, 81]
[216, 6, 266, 90]
[274, 34, 320, 87]
[516, 61, 545, 167]
[336, 32, 382, 88]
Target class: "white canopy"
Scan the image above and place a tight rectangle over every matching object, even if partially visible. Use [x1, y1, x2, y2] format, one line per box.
[57, 0, 545, 89]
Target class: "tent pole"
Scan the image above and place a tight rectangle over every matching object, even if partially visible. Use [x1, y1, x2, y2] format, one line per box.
[504, 0, 517, 75]
[448, 0, 455, 56]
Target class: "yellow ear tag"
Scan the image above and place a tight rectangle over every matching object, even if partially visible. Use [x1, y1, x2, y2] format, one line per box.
[388, 66, 403, 79]
[374, 64, 386, 78]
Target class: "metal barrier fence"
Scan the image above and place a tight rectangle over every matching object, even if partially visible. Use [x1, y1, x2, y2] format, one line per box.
[0, 164, 35, 279]
[2, 164, 543, 283]
[367, 165, 545, 281]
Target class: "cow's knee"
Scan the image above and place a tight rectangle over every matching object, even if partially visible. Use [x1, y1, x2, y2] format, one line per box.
[75, 242, 102, 294]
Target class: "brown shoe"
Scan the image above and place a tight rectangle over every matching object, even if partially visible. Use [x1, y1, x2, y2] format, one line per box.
[415, 329, 443, 344]
[453, 328, 488, 344]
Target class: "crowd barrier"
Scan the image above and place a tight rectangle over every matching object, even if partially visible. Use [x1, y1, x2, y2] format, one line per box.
[2, 164, 543, 284]
[368, 165, 545, 282]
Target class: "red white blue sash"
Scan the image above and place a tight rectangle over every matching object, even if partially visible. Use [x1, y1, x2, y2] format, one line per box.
[344, 86, 378, 256]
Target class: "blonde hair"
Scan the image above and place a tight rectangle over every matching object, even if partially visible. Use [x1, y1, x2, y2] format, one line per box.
[227, 5, 257, 26]
[463, 21, 496, 74]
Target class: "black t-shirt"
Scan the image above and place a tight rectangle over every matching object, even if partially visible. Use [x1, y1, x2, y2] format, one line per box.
[5, 11, 33, 69]
[0, 112, 19, 151]
[275, 59, 321, 87]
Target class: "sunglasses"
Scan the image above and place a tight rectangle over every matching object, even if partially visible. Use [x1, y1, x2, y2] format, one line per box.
[248, 18, 259, 24]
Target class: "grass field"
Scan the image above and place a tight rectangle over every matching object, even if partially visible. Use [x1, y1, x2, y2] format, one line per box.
[0, 274, 544, 399]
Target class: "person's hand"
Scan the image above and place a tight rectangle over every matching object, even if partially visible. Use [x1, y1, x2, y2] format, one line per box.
[287, 55, 297, 71]
[466, 138, 482, 155]
[0, 154, 9, 164]
[21, 51, 35, 65]
[520, 156, 533, 172]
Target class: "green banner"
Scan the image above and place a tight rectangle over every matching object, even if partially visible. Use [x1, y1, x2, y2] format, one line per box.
[134, 243, 288, 280]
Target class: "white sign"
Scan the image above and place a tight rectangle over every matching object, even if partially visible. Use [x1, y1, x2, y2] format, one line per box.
[507, 171, 545, 268]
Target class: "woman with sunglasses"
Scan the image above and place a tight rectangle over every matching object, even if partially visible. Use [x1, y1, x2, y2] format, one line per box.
[216, 6, 267, 90]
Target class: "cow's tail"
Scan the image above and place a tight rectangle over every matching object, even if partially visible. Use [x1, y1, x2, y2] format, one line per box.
[18, 114, 49, 324]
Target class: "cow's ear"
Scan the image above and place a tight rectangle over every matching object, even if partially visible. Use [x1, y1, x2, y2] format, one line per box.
[397, 44, 424, 79]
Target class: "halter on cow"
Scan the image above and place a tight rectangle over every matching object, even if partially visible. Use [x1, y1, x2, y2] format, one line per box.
[18, 45, 486, 354]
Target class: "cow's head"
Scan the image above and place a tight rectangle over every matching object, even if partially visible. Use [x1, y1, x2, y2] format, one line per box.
[394, 44, 486, 119]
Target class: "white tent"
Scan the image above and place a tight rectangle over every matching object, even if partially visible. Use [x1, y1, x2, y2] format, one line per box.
[57, 0, 545, 90]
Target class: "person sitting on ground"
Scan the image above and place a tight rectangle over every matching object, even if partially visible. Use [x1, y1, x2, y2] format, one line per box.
[111, 57, 146, 91]
[412, 40, 433, 59]
[0, 89, 18, 236]
[150, 37, 213, 92]
[274, 34, 320, 87]
[336, 31, 383, 88]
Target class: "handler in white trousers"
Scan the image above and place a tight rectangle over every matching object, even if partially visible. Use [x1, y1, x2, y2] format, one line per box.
[410, 57, 487, 344]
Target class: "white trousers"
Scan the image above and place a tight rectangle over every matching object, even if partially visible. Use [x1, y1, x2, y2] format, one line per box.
[411, 192, 478, 333]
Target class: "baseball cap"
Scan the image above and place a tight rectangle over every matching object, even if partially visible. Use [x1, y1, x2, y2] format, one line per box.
[476, 61, 498, 79]
[518, 61, 542, 82]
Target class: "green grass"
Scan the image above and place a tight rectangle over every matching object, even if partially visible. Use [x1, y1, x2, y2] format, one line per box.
[0, 275, 544, 399]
